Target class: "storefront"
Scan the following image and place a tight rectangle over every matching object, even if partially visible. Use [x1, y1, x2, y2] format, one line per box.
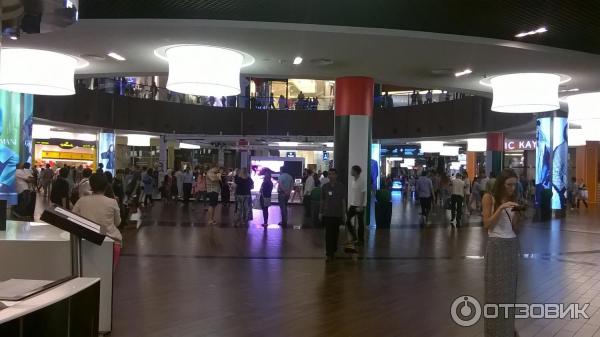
[33, 139, 96, 169]
[504, 137, 536, 179]
[249, 78, 335, 110]
[277, 149, 333, 173]
[119, 134, 159, 169]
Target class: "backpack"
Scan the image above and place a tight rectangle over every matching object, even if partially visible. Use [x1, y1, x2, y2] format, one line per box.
[70, 186, 80, 205]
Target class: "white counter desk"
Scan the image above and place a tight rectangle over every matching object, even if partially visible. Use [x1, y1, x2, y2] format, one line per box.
[0, 220, 114, 333]
[0, 277, 100, 336]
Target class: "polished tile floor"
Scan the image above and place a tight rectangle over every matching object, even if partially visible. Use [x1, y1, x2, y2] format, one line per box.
[43, 193, 600, 336]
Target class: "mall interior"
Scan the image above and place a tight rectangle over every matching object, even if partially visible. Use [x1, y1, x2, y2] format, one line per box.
[1, 1, 600, 337]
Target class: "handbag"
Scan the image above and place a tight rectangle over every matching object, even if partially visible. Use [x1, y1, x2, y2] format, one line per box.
[261, 195, 271, 208]
[252, 194, 263, 210]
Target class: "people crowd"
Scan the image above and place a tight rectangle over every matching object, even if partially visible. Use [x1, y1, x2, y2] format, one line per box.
[13, 156, 595, 335]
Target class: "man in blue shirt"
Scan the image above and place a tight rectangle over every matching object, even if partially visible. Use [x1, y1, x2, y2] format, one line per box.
[277, 167, 293, 227]
[415, 171, 435, 223]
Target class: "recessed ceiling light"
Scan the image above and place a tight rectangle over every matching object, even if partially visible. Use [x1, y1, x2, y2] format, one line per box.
[80, 54, 106, 61]
[107, 52, 126, 61]
[276, 142, 299, 147]
[515, 27, 547, 38]
[293, 56, 303, 65]
[454, 69, 472, 77]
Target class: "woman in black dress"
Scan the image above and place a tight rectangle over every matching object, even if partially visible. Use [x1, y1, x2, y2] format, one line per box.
[260, 170, 273, 226]
[220, 168, 230, 208]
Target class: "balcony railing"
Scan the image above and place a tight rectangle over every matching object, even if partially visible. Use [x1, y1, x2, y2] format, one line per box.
[76, 78, 470, 111]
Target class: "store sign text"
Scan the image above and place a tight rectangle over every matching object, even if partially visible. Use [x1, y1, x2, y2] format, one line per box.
[505, 139, 537, 151]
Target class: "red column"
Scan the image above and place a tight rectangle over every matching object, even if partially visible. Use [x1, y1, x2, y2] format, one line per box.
[486, 132, 504, 176]
[486, 132, 504, 152]
[334, 76, 374, 228]
[335, 77, 374, 117]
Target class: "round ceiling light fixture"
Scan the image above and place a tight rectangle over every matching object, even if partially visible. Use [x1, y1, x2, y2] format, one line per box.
[480, 73, 570, 113]
[0, 48, 88, 95]
[154, 44, 254, 97]
[420, 141, 444, 153]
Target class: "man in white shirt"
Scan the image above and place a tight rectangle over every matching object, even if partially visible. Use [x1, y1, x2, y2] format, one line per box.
[346, 165, 366, 246]
[78, 168, 93, 197]
[15, 163, 33, 195]
[463, 173, 471, 214]
[320, 171, 329, 186]
[303, 169, 316, 218]
[450, 173, 466, 226]
[182, 168, 194, 204]
[175, 168, 184, 199]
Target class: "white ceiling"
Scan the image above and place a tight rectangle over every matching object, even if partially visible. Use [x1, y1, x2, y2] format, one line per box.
[7, 19, 600, 95]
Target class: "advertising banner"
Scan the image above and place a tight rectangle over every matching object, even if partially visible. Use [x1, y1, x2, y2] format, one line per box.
[535, 117, 552, 207]
[0, 90, 28, 205]
[21, 94, 33, 165]
[98, 132, 116, 174]
[551, 117, 568, 210]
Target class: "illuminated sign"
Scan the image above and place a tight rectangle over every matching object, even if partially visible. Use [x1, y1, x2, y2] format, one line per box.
[504, 139, 537, 151]
[59, 141, 74, 149]
[42, 151, 95, 161]
[35, 139, 96, 149]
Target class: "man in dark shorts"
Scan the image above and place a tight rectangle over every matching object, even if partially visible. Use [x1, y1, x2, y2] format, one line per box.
[320, 168, 347, 261]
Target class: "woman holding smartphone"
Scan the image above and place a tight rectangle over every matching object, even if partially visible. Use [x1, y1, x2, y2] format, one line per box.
[482, 169, 522, 337]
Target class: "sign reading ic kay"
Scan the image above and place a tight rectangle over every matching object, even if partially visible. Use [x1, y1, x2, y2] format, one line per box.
[504, 139, 537, 151]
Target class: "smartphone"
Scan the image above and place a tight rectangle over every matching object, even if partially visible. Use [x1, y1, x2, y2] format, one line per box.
[512, 205, 527, 212]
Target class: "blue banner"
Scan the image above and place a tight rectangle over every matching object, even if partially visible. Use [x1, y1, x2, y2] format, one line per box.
[535, 117, 552, 207]
[552, 117, 568, 210]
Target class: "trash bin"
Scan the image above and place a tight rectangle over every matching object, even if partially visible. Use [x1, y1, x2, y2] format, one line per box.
[540, 188, 552, 221]
[375, 189, 392, 228]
